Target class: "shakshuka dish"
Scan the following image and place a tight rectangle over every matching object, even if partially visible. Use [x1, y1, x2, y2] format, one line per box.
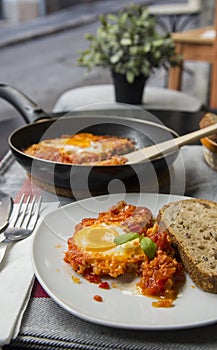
[64, 201, 185, 307]
[24, 132, 136, 165]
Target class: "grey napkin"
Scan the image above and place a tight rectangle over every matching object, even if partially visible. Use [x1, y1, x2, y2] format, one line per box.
[182, 145, 217, 201]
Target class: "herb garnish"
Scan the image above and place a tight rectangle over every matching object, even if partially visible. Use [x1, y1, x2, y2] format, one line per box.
[114, 232, 157, 259]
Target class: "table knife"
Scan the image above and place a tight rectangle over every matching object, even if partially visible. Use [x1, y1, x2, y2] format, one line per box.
[0, 191, 13, 233]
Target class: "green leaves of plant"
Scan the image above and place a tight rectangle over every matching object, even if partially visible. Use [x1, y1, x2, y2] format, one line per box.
[126, 71, 135, 83]
[120, 38, 132, 46]
[110, 50, 123, 64]
[78, 4, 182, 83]
[114, 231, 157, 259]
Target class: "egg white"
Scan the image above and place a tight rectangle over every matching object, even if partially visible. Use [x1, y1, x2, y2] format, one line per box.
[62, 141, 102, 154]
[41, 138, 103, 154]
[105, 238, 141, 257]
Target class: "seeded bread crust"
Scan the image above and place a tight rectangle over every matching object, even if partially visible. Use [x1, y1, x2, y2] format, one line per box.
[157, 198, 217, 293]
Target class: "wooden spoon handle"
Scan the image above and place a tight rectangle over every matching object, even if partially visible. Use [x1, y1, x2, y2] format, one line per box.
[126, 123, 217, 164]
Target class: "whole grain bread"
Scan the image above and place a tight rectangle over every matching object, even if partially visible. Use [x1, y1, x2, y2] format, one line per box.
[199, 112, 217, 142]
[157, 198, 217, 293]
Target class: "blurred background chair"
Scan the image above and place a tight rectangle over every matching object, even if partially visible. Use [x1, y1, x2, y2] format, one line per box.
[148, 0, 202, 32]
[168, 0, 217, 109]
[53, 84, 202, 113]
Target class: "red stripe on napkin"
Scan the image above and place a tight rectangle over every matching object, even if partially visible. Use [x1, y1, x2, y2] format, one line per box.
[31, 279, 50, 298]
[15, 178, 42, 202]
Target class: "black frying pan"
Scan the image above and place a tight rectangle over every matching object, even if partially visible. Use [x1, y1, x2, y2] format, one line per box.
[0, 84, 179, 198]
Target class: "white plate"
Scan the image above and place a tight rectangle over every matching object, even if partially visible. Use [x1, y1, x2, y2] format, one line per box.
[31, 193, 217, 330]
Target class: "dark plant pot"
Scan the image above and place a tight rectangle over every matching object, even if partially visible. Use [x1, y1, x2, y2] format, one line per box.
[112, 71, 146, 105]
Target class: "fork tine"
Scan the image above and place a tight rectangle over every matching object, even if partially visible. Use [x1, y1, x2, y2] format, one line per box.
[0, 195, 42, 265]
[27, 195, 42, 231]
[8, 194, 42, 231]
[21, 196, 36, 229]
[35, 196, 42, 219]
[9, 194, 25, 227]
[17, 195, 31, 228]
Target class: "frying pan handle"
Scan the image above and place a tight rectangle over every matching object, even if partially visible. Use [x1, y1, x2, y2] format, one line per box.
[0, 84, 50, 123]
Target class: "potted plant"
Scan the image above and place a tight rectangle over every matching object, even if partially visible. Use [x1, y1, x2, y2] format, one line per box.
[78, 4, 181, 105]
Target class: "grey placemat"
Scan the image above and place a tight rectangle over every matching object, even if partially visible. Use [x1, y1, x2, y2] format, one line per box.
[9, 298, 217, 350]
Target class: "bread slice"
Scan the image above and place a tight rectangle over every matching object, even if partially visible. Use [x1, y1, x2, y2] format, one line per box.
[157, 198, 217, 293]
[199, 112, 217, 142]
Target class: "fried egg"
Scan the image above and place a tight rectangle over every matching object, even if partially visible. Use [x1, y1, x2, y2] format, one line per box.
[41, 134, 103, 155]
[62, 142, 102, 155]
[73, 224, 143, 257]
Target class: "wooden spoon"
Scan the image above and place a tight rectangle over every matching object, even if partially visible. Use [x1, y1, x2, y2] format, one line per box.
[125, 123, 217, 164]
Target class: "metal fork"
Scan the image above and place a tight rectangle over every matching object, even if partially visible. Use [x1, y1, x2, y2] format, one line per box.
[0, 194, 42, 265]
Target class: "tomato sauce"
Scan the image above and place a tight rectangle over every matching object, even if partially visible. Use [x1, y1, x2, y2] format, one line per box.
[64, 201, 185, 307]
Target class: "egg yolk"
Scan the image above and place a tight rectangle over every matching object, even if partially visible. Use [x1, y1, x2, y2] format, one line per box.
[65, 139, 91, 148]
[74, 226, 119, 251]
[65, 133, 98, 148]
